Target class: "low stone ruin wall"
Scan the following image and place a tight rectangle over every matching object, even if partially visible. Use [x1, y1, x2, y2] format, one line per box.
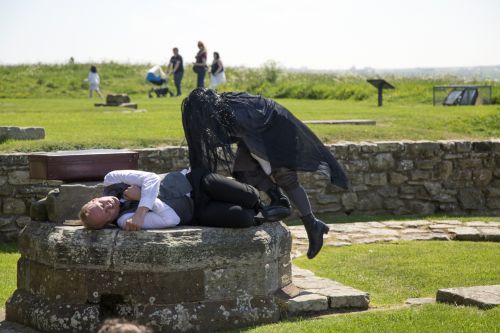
[1, 140, 499, 241]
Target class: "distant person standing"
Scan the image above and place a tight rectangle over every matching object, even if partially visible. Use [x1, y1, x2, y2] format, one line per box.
[209, 52, 226, 90]
[167, 47, 184, 96]
[193, 41, 207, 88]
[85, 65, 103, 99]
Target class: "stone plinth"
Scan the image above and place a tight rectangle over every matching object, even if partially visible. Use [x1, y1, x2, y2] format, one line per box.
[6, 222, 292, 332]
[0, 127, 45, 141]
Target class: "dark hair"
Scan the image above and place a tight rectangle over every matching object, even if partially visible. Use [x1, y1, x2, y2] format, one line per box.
[90, 65, 97, 73]
[181, 88, 235, 173]
[213, 52, 220, 60]
[173, 47, 178, 52]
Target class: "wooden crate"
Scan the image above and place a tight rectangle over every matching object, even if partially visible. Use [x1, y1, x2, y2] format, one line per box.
[29, 149, 139, 181]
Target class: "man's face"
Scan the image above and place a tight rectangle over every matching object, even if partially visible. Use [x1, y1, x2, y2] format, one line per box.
[85, 196, 120, 229]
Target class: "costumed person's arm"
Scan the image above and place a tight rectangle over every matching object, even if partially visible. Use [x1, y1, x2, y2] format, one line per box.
[104, 170, 161, 229]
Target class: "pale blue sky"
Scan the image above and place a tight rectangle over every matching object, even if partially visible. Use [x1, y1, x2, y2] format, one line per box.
[1, 0, 499, 69]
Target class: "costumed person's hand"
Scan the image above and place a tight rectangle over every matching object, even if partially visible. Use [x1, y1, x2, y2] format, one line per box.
[123, 185, 141, 201]
[124, 207, 148, 231]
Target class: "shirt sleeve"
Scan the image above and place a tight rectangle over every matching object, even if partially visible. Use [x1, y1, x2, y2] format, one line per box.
[117, 207, 179, 229]
[104, 170, 160, 210]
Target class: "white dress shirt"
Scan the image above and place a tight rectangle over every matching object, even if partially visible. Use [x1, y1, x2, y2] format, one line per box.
[103, 170, 183, 229]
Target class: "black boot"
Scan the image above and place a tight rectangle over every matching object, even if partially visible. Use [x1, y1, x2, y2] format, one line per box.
[266, 186, 291, 209]
[301, 214, 329, 259]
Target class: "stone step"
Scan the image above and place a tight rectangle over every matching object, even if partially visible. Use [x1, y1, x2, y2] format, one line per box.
[437, 285, 500, 309]
[277, 266, 370, 315]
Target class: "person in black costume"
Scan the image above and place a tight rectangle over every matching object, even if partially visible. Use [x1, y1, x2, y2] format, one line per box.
[181, 88, 350, 259]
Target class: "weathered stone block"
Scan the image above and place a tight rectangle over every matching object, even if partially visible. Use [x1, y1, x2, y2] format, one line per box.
[424, 181, 442, 196]
[3, 197, 26, 215]
[8, 222, 291, 332]
[341, 192, 358, 211]
[16, 216, 31, 228]
[8, 170, 31, 185]
[398, 160, 414, 171]
[438, 160, 453, 179]
[377, 186, 398, 198]
[472, 169, 493, 187]
[448, 227, 481, 241]
[282, 292, 328, 314]
[365, 173, 387, 186]
[0, 126, 45, 141]
[46, 182, 104, 222]
[357, 193, 383, 210]
[389, 172, 408, 185]
[409, 201, 435, 215]
[370, 153, 395, 171]
[458, 188, 485, 210]
[455, 141, 472, 153]
[316, 193, 340, 204]
[30, 197, 49, 221]
[437, 285, 500, 309]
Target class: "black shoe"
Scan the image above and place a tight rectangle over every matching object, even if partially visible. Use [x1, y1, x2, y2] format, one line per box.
[266, 186, 291, 209]
[254, 201, 290, 223]
[301, 214, 329, 259]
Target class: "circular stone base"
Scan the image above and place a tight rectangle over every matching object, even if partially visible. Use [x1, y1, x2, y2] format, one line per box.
[6, 222, 292, 332]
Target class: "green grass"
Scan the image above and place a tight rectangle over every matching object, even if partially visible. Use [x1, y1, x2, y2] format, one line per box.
[285, 214, 500, 226]
[294, 241, 500, 306]
[0, 243, 19, 309]
[239, 304, 500, 333]
[1, 97, 499, 152]
[1, 63, 499, 104]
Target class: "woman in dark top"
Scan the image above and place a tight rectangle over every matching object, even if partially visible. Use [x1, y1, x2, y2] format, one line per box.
[193, 41, 207, 88]
[209, 52, 226, 89]
[181, 88, 350, 259]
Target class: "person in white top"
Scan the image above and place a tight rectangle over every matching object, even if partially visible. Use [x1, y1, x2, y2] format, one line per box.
[85, 65, 103, 99]
[80, 170, 185, 231]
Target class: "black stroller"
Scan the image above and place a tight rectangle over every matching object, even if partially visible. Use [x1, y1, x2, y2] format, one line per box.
[145, 65, 174, 98]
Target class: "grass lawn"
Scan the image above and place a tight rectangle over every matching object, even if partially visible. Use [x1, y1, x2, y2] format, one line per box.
[1, 97, 499, 152]
[0, 243, 19, 309]
[239, 304, 500, 332]
[1, 240, 499, 332]
[294, 241, 500, 306]
[285, 214, 500, 226]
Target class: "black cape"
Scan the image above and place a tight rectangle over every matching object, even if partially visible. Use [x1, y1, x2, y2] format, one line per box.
[220, 92, 349, 189]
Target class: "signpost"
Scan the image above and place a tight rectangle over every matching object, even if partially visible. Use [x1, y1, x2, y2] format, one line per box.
[367, 79, 395, 107]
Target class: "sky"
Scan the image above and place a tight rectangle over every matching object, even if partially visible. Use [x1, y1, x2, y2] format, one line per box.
[0, 0, 499, 70]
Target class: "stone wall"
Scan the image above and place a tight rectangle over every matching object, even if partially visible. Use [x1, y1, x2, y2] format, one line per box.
[1, 140, 499, 241]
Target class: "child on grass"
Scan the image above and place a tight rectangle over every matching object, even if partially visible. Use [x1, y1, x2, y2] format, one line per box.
[85, 65, 103, 99]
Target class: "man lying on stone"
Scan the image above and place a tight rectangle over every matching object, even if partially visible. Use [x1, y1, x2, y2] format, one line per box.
[79, 169, 288, 230]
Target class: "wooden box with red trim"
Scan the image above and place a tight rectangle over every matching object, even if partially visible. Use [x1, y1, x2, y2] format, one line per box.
[29, 149, 139, 181]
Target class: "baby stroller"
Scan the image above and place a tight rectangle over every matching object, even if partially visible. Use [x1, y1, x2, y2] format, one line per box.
[146, 65, 174, 98]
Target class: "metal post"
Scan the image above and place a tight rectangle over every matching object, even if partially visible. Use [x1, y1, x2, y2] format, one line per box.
[433, 87, 436, 106]
[378, 85, 383, 107]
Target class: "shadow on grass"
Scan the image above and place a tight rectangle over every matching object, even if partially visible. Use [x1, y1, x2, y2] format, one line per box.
[0, 243, 18, 254]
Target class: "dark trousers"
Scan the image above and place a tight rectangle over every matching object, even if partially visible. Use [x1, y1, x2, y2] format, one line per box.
[196, 68, 206, 88]
[193, 172, 260, 228]
[173, 71, 183, 96]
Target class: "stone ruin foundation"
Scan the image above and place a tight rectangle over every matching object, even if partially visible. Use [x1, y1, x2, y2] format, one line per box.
[6, 221, 292, 332]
